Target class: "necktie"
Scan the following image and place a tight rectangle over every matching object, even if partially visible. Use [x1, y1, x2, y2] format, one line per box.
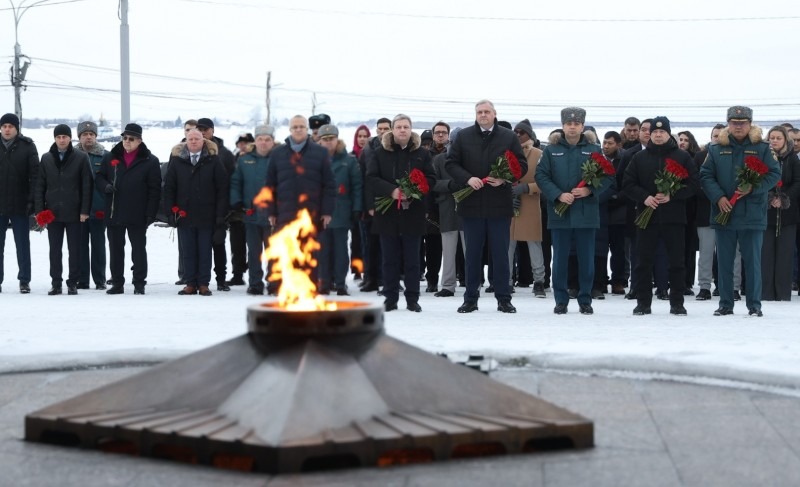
[191, 154, 198, 164]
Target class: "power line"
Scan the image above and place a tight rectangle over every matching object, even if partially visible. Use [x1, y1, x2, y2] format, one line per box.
[0, 0, 94, 11]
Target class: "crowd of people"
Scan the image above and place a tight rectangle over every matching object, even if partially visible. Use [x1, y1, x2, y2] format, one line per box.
[1, 100, 798, 317]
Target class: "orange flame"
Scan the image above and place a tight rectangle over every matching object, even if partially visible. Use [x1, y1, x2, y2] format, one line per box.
[351, 258, 364, 273]
[262, 209, 336, 311]
[253, 187, 273, 209]
[298, 194, 308, 204]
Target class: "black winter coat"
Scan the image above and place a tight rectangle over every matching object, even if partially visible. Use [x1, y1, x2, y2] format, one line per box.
[95, 142, 161, 226]
[266, 137, 335, 228]
[0, 135, 39, 216]
[444, 122, 527, 218]
[366, 132, 435, 237]
[693, 149, 713, 227]
[163, 140, 229, 229]
[622, 138, 699, 226]
[35, 144, 91, 222]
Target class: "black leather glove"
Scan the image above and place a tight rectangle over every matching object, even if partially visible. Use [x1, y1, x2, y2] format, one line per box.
[104, 184, 115, 194]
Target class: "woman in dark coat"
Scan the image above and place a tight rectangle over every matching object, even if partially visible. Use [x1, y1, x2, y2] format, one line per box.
[762, 126, 800, 301]
[366, 115, 435, 312]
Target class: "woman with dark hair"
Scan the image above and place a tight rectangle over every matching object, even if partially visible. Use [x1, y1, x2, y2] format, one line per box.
[678, 130, 701, 295]
[762, 126, 800, 300]
[349, 124, 371, 279]
[677, 131, 701, 156]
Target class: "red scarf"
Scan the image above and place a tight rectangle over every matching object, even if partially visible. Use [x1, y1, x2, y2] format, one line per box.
[123, 147, 139, 168]
[352, 124, 370, 158]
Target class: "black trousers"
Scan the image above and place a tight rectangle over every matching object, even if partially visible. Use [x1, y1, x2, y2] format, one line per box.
[380, 234, 421, 305]
[514, 241, 533, 286]
[365, 222, 382, 283]
[229, 220, 247, 278]
[47, 221, 81, 287]
[422, 233, 442, 285]
[634, 224, 685, 306]
[107, 224, 148, 287]
[212, 227, 227, 283]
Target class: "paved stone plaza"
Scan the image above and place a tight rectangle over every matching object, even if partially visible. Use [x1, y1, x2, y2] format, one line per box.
[2, 367, 800, 486]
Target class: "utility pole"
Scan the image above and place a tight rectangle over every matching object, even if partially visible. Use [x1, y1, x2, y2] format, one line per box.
[119, 0, 130, 126]
[311, 92, 317, 116]
[7, 0, 46, 123]
[265, 70, 271, 124]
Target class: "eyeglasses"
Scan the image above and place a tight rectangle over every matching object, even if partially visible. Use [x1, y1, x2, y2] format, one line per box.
[433, 131, 448, 136]
[122, 136, 139, 142]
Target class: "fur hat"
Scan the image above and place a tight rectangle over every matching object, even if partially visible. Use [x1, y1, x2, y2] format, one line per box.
[236, 132, 255, 144]
[727, 106, 753, 121]
[53, 124, 72, 138]
[1, 113, 20, 132]
[561, 107, 586, 124]
[651, 116, 671, 135]
[309, 114, 331, 130]
[77, 121, 98, 136]
[317, 124, 338, 138]
[254, 125, 274, 138]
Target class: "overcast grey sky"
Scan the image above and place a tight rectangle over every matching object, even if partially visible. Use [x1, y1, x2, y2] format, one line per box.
[1, 0, 798, 125]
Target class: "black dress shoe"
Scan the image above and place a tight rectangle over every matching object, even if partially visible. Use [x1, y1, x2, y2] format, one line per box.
[225, 275, 245, 286]
[696, 289, 711, 300]
[76, 283, 90, 290]
[434, 289, 454, 297]
[670, 305, 687, 316]
[748, 308, 763, 317]
[633, 305, 651, 315]
[714, 307, 733, 316]
[407, 302, 422, 312]
[246, 286, 264, 295]
[175, 279, 186, 286]
[457, 302, 478, 313]
[624, 291, 637, 300]
[95, 283, 107, 290]
[591, 289, 605, 300]
[567, 288, 577, 299]
[67, 285, 78, 295]
[106, 286, 124, 295]
[497, 301, 516, 313]
[48, 286, 62, 296]
[656, 289, 669, 300]
[134, 286, 145, 295]
[353, 272, 362, 281]
[318, 287, 331, 295]
[425, 284, 438, 293]
[554, 303, 568, 314]
[19, 282, 30, 294]
[217, 282, 231, 292]
[336, 287, 349, 296]
[683, 288, 695, 296]
[360, 281, 379, 292]
[579, 304, 593, 315]
[733, 290, 741, 301]
[485, 285, 494, 293]
[384, 301, 398, 312]
[106, 279, 113, 285]
[712, 287, 719, 296]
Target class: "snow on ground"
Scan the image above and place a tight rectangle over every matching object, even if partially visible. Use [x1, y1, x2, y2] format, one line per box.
[2, 224, 800, 396]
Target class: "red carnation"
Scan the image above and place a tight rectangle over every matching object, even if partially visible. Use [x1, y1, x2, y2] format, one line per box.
[178, 210, 187, 218]
[35, 209, 55, 228]
[110, 159, 119, 167]
[777, 180, 783, 188]
[245, 208, 254, 216]
[95, 210, 105, 219]
[338, 184, 347, 195]
[171, 206, 180, 214]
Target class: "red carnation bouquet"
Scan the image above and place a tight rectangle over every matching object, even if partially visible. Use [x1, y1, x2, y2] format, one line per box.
[715, 155, 770, 225]
[34, 209, 55, 232]
[634, 158, 689, 229]
[554, 153, 616, 217]
[94, 210, 105, 220]
[338, 184, 347, 195]
[453, 150, 523, 203]
[375, 168, 429, 214]
[169, 206, 187, 241]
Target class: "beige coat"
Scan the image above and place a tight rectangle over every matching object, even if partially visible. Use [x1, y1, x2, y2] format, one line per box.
[510, 140, 543, 242]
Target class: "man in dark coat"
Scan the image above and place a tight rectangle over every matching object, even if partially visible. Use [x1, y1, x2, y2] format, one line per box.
[35, 124, 91, 295]
[197, 117, 242, 291]
[164, 128, 228, 296]
[0, 112, 38, 294]
[265, 115, 335, 290]
[445, 100, 528, 314]
[75, 121, 110, 290]
[95, 123, 161, 295]
[366, 114, 435, 312]
[622, 116, 699, 316]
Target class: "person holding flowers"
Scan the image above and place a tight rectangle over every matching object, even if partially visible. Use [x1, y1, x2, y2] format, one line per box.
[622, 116, 698, 316]
[444, 100, 527, 314]
[761, 126, 800, 301]
[700, 106, 781, 317]
[536, 107, 610, 315]
[366, 114, 435, 312]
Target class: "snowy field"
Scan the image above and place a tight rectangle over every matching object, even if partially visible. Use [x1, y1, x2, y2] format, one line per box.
[4, 124, 799, 398]
[2, 221, 800, 398]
